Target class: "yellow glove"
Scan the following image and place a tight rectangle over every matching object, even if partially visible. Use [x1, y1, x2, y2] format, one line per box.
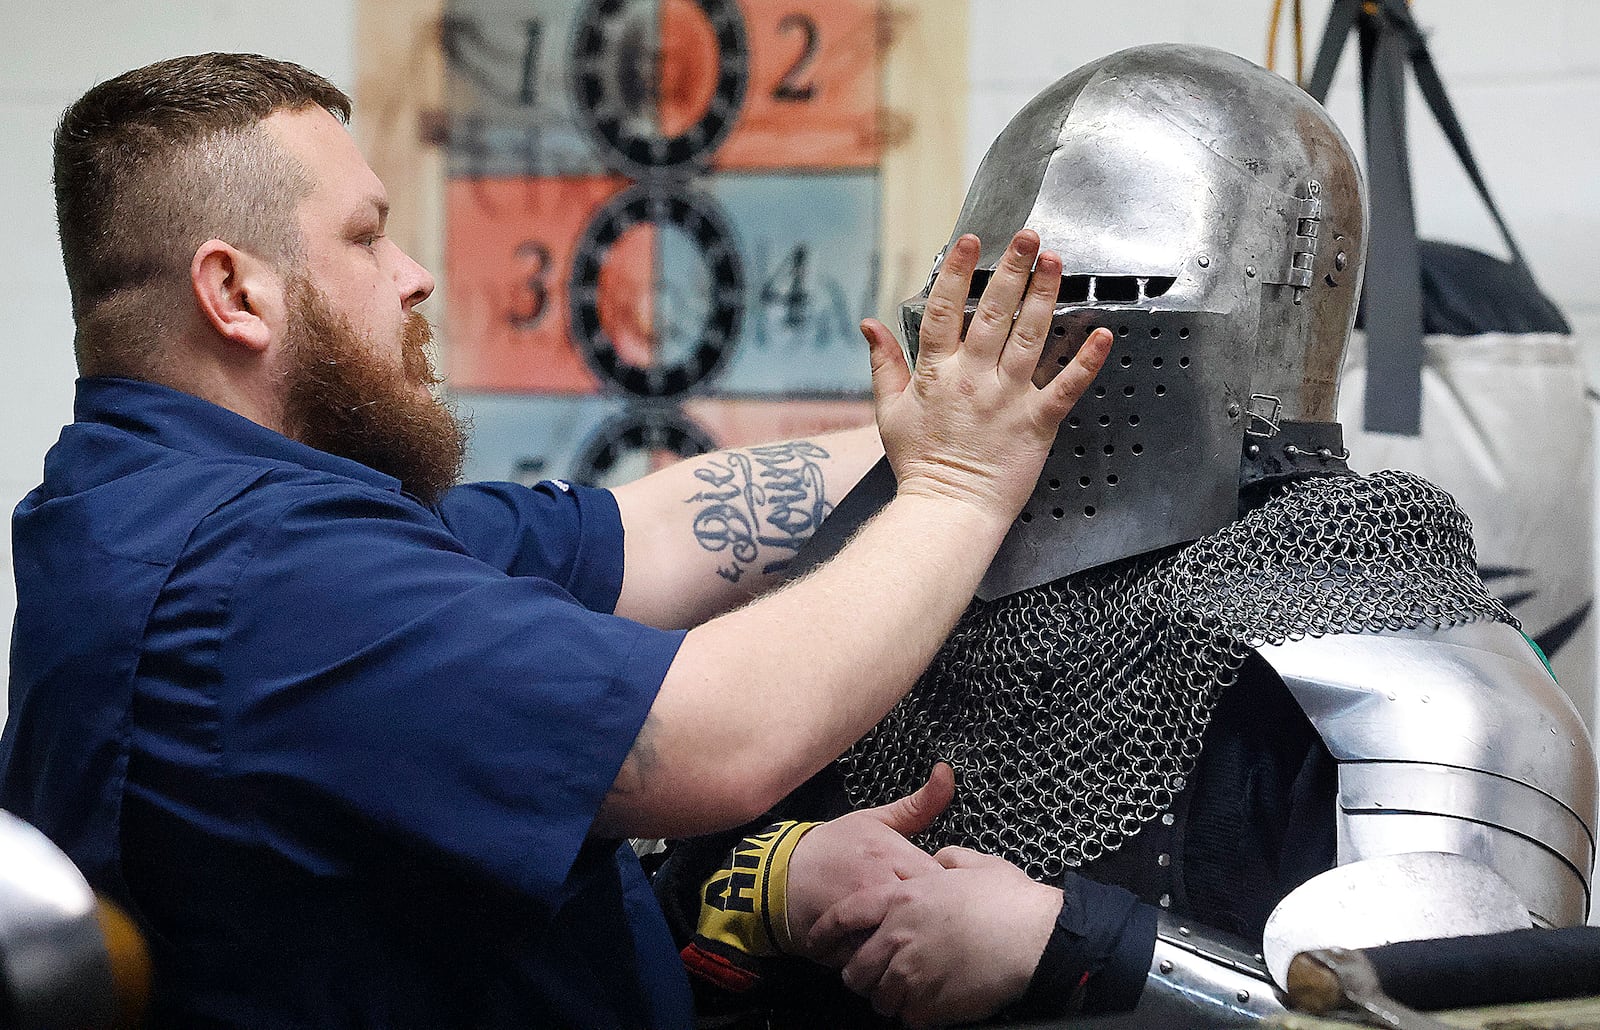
[681, 820, 820, 991]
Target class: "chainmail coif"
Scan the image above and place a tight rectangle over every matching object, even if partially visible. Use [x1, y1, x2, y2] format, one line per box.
[840, 470, 1515, 882]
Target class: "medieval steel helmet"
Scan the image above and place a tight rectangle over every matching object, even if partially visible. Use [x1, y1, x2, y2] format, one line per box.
[901, 44, 1368, 600]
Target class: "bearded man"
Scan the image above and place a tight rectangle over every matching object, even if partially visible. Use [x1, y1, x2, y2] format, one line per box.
[0, 53, 1110, 1027]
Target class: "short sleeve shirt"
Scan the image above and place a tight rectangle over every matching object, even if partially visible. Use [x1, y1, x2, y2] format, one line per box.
[0, 377, 692, 1028]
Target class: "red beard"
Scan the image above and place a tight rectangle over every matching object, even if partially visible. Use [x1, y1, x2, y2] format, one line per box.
[280, 276, 466, 504]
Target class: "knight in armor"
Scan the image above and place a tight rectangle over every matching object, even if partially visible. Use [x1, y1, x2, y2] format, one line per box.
[657, 43, 1598, 1028]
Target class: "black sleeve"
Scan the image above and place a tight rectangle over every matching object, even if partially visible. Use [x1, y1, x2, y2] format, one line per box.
[1007, 873, 1159, 1020]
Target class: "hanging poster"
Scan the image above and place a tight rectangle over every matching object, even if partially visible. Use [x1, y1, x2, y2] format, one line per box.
[442, 0, 882, 487]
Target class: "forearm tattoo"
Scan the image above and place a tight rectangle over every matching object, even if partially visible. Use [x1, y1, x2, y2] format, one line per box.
[685, 441, 832, 583]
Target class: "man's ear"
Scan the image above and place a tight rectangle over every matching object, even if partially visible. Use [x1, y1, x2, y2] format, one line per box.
[190, 240, 285, 353]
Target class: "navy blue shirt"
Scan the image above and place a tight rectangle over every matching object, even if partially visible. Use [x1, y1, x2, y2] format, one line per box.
[1, 377, 693, 1028]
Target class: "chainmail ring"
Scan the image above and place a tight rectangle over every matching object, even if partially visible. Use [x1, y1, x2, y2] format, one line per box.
[840, 471, 1515, 882]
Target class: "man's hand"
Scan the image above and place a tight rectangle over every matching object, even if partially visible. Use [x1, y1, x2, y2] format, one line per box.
[782, 763, 955, 958]
[865, 230, 1112, 525]
[807, 845, 1062, 1028]
[595, 233, 1109, 841]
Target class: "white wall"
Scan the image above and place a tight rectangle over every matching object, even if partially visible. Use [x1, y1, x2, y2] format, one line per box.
[3, 1, 1597, 724]
[966, 1, 1599, 330]
[0, 2, 355, 722]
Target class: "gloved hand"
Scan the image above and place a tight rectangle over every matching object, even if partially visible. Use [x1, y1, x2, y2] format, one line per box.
[680, 819, 822, 990]
[680, 764, 954, 993]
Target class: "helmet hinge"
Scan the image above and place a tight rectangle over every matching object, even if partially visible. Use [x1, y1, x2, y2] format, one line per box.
[1267, 180, 1322, 303]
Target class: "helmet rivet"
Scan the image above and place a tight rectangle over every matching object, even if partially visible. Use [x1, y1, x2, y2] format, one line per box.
[1245, 265, 1257, 278]
[1197, 255, 1211, 268]
[1317, 447, 1333, 459]
[1335, 251, 1348, 271]
[1237, 990, 1251, 1004]
[1226, 403, 1241, 418]
[1246, 444, 1261, 458]
[1285, 444, 1301, 457]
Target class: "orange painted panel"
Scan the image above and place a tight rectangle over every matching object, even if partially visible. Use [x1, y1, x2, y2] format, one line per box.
[446, 175, 644, 393]
[713, 0, 882, 170]
[659, 0, 723, 139]
[597, 222, 660, 370]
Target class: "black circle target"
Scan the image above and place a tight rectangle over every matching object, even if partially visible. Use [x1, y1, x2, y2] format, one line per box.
[573, 407, 718, 486]
[569, 185, 744, 397]
[570, 0, 749, 174]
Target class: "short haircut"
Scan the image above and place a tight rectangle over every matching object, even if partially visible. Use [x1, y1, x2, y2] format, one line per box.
[54, 52, 351, 377]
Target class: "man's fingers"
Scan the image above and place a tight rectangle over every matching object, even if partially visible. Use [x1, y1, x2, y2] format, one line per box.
[866, 761, 954, 841]
[863, 318, 910, 411]
[866, 961, 914, 1021]
[916, 234, 979, 363]
[933, 845, 1005, 871]
[809, 927, 872, 971]
[806, 882, 899, 963]
[1039, 327, 1113, 423]
[889, 843, 942, 882]
[999, 249, 1061, 382]
[840, 927, 899, 1000]
[962, 230, 1041, 365]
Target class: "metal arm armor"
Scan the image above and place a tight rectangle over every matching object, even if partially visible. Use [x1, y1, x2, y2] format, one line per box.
[1065, 914, 1287, 1028]
[1254, 621, 1598, 926]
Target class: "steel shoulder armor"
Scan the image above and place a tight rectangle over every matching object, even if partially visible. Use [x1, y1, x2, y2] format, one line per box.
[1256, 620, 1598, 926]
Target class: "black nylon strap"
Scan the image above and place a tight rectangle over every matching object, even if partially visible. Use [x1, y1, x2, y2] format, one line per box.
[1305, 0, 1360, 102]
[1370, 0, 1531, 271]
[1311, 0, 1554, 434]
[1359, 11, 1427, 435]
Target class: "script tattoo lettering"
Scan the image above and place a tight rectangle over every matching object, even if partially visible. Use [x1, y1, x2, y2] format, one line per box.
[686, 441, 833, 582]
